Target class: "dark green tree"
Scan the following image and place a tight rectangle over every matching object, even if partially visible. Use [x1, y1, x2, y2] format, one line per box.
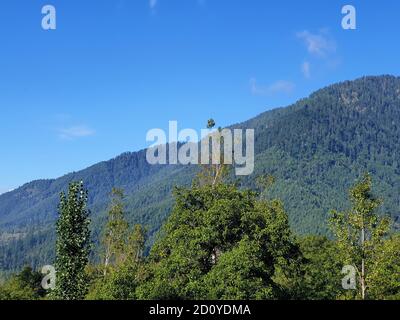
[0, 267, 45, 300]
[137, 183, 301, 299]
[53, 181, 91, 300]
[290, 236, 343, 300]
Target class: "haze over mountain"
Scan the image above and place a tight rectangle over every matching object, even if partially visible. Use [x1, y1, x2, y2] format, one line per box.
[1, 75, 400, 272]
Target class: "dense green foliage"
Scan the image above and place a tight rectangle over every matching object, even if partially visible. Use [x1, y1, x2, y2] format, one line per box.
[367, 234, 400, 300]
[52, 182, 91, 300]
[136, 184, 302, 299]
[1, 75, 400, 273]
[0, 267, 46, 300]
[87, 224, 147, 300]
[298, 236, 343, 299]
[329, 174, 391, 299]
[1, 174, 399, 300]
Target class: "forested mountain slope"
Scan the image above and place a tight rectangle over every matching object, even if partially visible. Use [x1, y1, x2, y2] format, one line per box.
[1, 75, 400, 272]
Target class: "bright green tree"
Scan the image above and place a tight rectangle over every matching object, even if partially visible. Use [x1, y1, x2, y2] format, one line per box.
[87, 224, 147, 300]
[127, 224, 147, 264]
[53, 181, 91, 300]
[102, 188, 129, 276]
[329, 174, 391, 300]
[367, 234, 400, 299]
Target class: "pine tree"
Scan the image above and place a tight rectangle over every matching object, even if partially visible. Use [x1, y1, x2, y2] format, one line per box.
[53, 181, 91, 300]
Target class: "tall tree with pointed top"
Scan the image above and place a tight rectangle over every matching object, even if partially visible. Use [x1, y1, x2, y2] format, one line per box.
[53, 181, 91, 300]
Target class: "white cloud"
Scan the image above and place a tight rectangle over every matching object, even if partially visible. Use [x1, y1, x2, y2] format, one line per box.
[149, 0, 157, 9]
[297, 30, 336, 57]
[301, 61, 311, 78]
[58, 125, 95, 140]
[250, 78, 295, 96]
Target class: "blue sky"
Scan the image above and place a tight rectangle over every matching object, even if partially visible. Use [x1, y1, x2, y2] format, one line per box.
[1, 0, 400, 193]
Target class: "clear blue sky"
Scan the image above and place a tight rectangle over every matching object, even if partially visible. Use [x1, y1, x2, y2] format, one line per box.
[1, 0, 399, 193]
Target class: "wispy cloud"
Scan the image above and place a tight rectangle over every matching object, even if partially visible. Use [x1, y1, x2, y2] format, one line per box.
[58, 125, 95, 140]
[250, 78, 295, 96]
[296, 29, 340, 78]
[301, 61, 311, 79]
[297, 30, 336, 58]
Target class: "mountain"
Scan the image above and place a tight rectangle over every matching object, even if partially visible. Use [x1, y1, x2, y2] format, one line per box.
[1, 75, 400, 272]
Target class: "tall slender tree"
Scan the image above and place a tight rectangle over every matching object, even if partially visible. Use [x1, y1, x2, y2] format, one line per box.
[195, 119, 230, 187]
[53, 181, 91, 300]
[329, 174, 391, 299]
[127, 224, 147, 264]
[102, 188, 129, 275]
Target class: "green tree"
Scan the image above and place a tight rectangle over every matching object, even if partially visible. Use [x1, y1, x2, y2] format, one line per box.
[102, 188, 129, 276]
[290, 236, 343, 300]
[137, 183, 301, 300]
[127, 224, 147, 264]
[87, 225, 147, 300]
[87, 186, 147, 300]
[195, 119, 230, 187]
[0, 267, 45, 300]
[367, 234, 400, 299]
[329, 174, 391, 299]
[53, 181, 91, 300]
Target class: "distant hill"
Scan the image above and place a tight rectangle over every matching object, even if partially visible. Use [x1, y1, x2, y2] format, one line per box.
[1, 75, 400, 272]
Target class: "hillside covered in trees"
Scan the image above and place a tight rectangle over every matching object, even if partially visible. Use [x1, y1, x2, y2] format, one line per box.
[1, 75, 400, 272]
[1, 172, 399, 300]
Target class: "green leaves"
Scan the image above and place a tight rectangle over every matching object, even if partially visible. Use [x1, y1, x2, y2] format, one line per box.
[53, 181, 91, 300]
[329, 174, 393, 299]
[87, 187, 147, 300]
[137, 183, 301, 300]
[367, 235, 400, 299]
[102, 188, 129, 274]
[0, 267, 46, 300]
